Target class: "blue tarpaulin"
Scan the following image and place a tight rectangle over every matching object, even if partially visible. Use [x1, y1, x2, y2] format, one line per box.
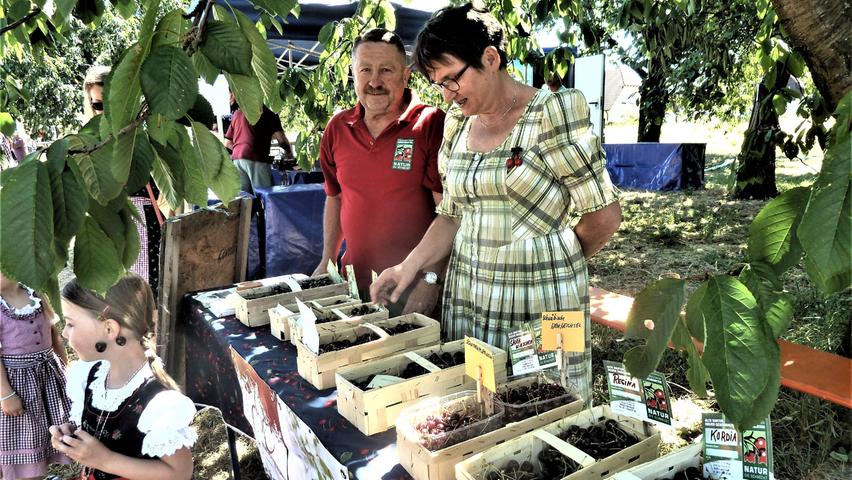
[253, 184, 327, 277]
[603, 143, 706, 191]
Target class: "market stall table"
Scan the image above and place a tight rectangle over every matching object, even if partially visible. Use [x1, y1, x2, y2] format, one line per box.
[183, 292, 411, 480]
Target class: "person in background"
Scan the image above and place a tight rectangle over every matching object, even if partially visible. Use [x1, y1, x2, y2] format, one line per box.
[51, 274, 195, 480]
[82, 65, 163, 301]
[546, 74, 568, 93]
[313, 28, 447, 316]
[371, 4, 621, 401]
[224, 92, 293, 194]
[1, 272, 70, 480]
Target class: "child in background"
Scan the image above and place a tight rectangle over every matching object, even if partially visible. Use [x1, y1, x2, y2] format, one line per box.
[50, 274, 195, 480]
[1, 273, 70, 480]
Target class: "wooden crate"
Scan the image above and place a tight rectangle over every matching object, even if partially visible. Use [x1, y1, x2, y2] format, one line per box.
[608, 443, 701, 479]
[335, 340, 508, 436]
[233, 274, 349, 327]
[288, 303, 389, 346]
[309, 295, 363, 313]
[295, 313, 440, 390]
[396, 392, 586, 480]
[269, 303, 372, 342]
[455, 405, 660, 480]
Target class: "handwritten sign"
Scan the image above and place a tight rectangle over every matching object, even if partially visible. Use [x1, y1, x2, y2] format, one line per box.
[703, 413, 774, 480]
[540, 311, 585, 352]
[464, 336, 497, 392]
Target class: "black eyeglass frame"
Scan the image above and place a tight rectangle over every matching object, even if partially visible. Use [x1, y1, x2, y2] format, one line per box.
[90, 101, 104, 112]
[430, 64, 470, 92]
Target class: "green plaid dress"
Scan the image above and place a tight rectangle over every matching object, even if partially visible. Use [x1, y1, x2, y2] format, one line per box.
[437, 89, 618, 400]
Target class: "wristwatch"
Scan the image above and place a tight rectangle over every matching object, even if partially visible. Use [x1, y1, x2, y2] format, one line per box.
[423, 271, 442, 285]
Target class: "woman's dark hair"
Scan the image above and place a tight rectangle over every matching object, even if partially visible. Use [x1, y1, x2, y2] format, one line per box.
[352, 28, 407, 62]
[413, 3, 507, 76]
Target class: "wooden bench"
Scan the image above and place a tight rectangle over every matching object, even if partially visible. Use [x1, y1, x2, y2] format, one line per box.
[589, 287, 852, 408]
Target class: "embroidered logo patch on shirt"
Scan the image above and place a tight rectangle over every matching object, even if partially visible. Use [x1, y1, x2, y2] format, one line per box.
[391, 138, 415, 171]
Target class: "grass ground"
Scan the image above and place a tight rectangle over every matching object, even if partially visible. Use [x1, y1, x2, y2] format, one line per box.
[50, 116, 849, 479]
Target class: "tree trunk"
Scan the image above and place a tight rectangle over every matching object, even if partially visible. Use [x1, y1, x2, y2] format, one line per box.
[732, 65, 792, 200]
[637, 56, 668, 142]
[771, 0, 852, 111]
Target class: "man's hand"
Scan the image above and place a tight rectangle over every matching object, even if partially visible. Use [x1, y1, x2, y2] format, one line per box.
[312, 259, 329, 277]
[402, 280, 441, 315]
[1, 394, 23, 416]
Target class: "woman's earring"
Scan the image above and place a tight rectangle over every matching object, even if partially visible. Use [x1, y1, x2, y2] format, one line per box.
[95, 342, 107, 353]
[116, 336, 127, 346]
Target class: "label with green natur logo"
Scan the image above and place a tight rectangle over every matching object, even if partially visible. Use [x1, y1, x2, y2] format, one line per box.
[391, 138, 414, 170]
[703, 413, 774, 480]
[604, 361, 672, 427]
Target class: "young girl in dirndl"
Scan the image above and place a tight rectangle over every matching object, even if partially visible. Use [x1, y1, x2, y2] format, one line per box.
[1, 273, 71, 480]
[50, 273, 195, 480]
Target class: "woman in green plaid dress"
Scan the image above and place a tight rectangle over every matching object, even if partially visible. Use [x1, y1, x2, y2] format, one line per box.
[371, 3, 621, 401]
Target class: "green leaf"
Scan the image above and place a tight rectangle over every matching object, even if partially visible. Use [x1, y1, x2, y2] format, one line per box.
[152, 128, 207, 206]
[108, 42, 145, 136]
[623, 278, 686, 379]
[747, 186, 809, 275]
[140, 45, 198, 121]
[46, 139, 87, 244]
[671, 318, 709, 397]
[200, 20, 253, 76]
[126, 128, 155, 194]
[685, 281, 709, 343]
[697, 275, 773, 429]
[51, 0, 77, 25]
[233, 8, 283, 112]
[0, 112, 14, 136]
[740, 328, 781, 432]
[318, 22, 334, 46]
[0, 160, 55, 290]
[88, 198, 129, 263]
[193, 51, 221, 85]
[798, 135, 852, 295]
[152, 9, 190, 49]
[145, 114, 176, 147]
[248, 0, 297, 19]
[738, 262, 794, 338]
[380, 0, 396, 30]
[177, 94, 216, 128]
[225, 72, 263, 125]
[73, 216, 124, 294]
[772, 93, 787, 116]
[190, 121, 240, 203]
[138, 0, 162, 51]
[118, 200, 140, 270]
[69, 138, 123, 206]
[151, 153, 182, 210]
[113, 0, 136, 19]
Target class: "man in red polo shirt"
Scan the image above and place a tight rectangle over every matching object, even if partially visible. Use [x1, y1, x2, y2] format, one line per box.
[314, 28, 446, 315]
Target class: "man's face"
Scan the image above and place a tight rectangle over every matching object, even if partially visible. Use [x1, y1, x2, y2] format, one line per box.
[352, 42, 410, 115]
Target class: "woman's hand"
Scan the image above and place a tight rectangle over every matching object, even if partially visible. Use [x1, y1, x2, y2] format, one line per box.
[371, 262, 419, 306]
[1, 394, 23, 416]
[54, 428, 113, 471]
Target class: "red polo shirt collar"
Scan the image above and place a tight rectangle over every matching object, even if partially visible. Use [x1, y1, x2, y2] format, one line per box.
[343, 89, 423, 128]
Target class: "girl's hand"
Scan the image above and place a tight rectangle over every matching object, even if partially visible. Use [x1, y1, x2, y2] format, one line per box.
[1, 394, 24, 416]
[55, 428, 113, 471]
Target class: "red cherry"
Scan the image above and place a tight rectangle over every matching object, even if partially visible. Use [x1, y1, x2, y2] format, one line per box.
[647, 399, 657, 409]
[506, 158, 514, 169]
[659, 400, 667, 409]
[655, 389, 665, 398]
[755, 437, 766, 449]
[513, 157, 522, 167]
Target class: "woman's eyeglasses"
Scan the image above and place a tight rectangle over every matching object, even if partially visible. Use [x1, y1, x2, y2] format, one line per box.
[430, 64, 470, 92]
[91, 101, 104, 112]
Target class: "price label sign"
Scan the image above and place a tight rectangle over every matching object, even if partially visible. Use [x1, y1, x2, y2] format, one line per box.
[540, 311, 585, 352]
[327, 260, 343, 284]
[345, 264, 360, 300]
[464, 336, 497, 392]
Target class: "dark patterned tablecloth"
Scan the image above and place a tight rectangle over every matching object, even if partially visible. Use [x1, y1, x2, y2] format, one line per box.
[183, 294, 412, 479]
